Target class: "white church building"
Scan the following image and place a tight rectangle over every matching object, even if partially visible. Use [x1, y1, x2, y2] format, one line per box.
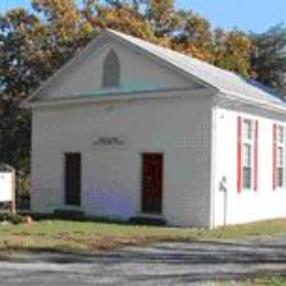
[25, 29, 286, 228]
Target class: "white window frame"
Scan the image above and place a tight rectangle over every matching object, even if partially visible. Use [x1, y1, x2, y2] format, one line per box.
[276, 125, 285, 188]
[242, 119, 254, 190]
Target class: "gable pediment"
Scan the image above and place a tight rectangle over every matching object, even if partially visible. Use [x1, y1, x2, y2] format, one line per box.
[28, 32, 207, 104]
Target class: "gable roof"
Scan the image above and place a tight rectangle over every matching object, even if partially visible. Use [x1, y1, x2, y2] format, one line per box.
[107, 29, 286, 109]
[25, 29, 286, 112]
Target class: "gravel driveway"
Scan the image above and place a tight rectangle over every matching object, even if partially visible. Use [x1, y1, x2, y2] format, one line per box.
[1, 235, 286, 285]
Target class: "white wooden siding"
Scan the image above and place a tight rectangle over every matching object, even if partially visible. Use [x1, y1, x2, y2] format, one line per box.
[213, 105, 286, 227]
[31, 92, 213, 227]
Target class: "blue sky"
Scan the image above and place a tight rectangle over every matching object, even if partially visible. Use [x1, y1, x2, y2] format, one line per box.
[0, 0, 285, 33]
[177, 0, 286, 33]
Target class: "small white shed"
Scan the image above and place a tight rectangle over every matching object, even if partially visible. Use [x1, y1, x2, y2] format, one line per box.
[0, 164, 16, 213]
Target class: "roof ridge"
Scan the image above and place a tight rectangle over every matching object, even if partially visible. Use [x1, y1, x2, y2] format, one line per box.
[107, 29, 247, 81]
[106, 29, 285, 107]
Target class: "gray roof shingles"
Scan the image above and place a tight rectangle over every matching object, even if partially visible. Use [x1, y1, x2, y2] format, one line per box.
[108, 29, 286, 109]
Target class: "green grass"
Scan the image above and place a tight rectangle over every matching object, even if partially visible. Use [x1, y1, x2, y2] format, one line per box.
[243, 277, 286, 286]
[0, 218, 285, 284]
[0, 218, 286, 255]
[211, 276, 286, 285]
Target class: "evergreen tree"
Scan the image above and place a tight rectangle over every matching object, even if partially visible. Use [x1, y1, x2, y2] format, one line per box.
[251, 25, 286, 96]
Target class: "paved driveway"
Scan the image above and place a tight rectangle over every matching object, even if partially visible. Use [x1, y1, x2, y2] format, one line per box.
[1, 235, 286, 285]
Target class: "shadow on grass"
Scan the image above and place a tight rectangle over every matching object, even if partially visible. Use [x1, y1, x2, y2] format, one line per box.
[29, 212, 168, 227]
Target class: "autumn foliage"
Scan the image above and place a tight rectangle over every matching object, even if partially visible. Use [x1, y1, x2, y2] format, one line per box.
[0, 0, 285, 193]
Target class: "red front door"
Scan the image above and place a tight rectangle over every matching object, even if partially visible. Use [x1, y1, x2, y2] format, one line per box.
[141, 153, 163, 214]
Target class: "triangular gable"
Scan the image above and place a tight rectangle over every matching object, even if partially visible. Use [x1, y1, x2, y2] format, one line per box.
[25, 28, 286, 112]
[25, 30, 208, 105]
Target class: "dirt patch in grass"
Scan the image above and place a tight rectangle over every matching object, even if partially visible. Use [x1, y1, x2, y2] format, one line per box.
[0, 218, 286, 255]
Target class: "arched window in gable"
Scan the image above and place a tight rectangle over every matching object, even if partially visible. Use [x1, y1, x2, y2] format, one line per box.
[102, 49, 121, 88]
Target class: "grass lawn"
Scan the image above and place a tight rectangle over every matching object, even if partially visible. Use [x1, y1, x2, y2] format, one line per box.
[212, 276, 286, 285]
[1, 218, 286, 255]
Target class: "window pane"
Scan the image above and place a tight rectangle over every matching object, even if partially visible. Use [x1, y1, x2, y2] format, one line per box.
[243, 167, 252, 189]
[278, 167, 284, 187]
[243, 119, 252, 140]
[243, 144, 252, 167]
[278, 147, 284, 167]
[278, 126, 285, 144]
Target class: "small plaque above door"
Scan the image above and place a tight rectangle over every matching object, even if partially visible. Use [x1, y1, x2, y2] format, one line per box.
[92, 135, 127, 150]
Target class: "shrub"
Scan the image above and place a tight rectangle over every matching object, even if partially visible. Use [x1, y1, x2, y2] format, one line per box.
[0, 213, 27, 225]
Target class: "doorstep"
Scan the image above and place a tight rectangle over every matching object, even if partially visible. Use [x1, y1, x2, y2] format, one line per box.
[129, 213, 167, 225]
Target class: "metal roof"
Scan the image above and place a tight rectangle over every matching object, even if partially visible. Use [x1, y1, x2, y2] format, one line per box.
[25, 29, 286, 112]
[107, 29, 286, 109]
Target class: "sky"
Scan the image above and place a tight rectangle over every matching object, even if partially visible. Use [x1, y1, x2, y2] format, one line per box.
[0, 0, 285, 33]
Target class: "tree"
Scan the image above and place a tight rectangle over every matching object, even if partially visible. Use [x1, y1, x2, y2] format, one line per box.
[91, 3, 156, 41]
[172, 11, 215, 62]
[0, 2, 92, 193]
[0, 8, 41, 191]
[0, 0, 256, 195]
[251, 25, 286, 95]
[214, 30, 254, 77]
[145, 0, 180, 38]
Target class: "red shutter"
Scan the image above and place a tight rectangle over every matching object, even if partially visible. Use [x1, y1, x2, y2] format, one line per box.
[237, 116, 242, 194]
[273, 123, 277, 191]
[254, 120, 259, 192]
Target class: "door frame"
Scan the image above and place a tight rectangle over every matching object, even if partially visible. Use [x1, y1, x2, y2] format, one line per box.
[61, 151, 83, 209]
[140, 152, 164, 215]
[64, 152, 82, 206]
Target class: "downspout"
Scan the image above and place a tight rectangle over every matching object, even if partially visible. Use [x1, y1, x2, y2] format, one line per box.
[210, 103, 217, 229]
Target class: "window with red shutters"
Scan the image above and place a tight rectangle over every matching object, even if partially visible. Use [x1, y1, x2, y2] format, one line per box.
[237, 117, 258, 193]
[242, 119, 254, 190]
